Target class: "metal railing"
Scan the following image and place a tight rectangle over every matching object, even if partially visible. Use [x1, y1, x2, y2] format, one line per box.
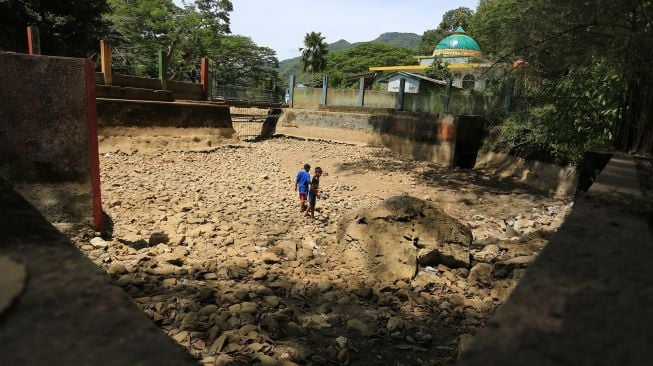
[210, 84, 283, 106]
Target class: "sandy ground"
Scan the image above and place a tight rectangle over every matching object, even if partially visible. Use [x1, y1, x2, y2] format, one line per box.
[73, 137, 572, 366]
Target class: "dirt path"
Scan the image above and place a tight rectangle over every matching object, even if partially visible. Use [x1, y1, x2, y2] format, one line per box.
[73, 137, 572, 366]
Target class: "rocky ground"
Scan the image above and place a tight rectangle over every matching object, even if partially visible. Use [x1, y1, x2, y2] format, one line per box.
[72, 137, 572, 366]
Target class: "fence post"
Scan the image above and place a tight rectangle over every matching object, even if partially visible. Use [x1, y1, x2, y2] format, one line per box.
[158, 50, 167, 90]
[444, 78, 452, 112]
[26, 26, 40, 55]
[289, 75, 295, 108]
[200, 57, 209, 100]
[100, 40, 112, 86]
[358, 76, 366, 107]
[321, 75, 328, 106]
[396, 78, 406, 111]
[503, 79, 514, 113]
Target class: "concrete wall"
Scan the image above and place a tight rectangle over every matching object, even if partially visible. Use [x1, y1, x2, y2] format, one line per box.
[474, 152, 579, 196]
[97, 99, 233, 129]
[291, 86, 503, 115]
[276, 108, 461, 166]
[96, 73, 204, 101]
[0, 52, 101, 230]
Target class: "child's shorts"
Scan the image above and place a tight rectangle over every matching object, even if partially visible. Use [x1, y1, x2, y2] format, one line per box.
[299, 193, 307, 201]
[308, 191, 317, 206]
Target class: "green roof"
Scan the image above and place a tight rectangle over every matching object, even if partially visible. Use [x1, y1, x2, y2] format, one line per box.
[434, 26, 481, 53]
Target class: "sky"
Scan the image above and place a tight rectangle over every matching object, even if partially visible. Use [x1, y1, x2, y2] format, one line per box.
[227, 0, 480, 61]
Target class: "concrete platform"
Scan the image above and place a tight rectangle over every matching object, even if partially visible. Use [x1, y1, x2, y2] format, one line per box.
[0, 179, 197, 366]
[459, 155, 653, 366]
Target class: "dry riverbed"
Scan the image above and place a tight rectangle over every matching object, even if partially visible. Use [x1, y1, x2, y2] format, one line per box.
[72, 137, 572, 366]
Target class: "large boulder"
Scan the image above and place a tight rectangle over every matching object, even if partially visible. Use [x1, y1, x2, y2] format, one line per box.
[336, 196, 472, 282]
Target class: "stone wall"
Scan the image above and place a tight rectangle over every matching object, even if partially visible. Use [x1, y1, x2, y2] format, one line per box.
[0, 52, 101, 230]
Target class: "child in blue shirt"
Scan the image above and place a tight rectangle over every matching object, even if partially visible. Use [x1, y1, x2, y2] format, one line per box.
[295, 163, 311, 212]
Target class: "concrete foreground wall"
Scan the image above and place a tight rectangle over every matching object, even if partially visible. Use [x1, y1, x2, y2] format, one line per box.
[0, 52, 101, 230]
[275, 108, 481, 166]
[459, 155, 653, 365]
[474, 152, 579, 197]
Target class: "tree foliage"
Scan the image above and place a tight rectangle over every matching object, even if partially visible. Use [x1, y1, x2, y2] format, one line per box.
[300, 32, 329, 74]
[0, 0, 110, 56]
[419, 7, 474, 55]
[424, 59, 451, 81]
[472, 0, 653, 159]
[327, 43, 417, 78]
[207, 35, 279, 87]
[107, 0, 233, 78]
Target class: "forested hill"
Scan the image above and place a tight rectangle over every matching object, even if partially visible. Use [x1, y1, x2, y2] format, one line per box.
[278, 32, 421, 80]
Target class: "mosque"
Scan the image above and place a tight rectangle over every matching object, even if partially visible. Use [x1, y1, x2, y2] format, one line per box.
[369, 26, 500, 92]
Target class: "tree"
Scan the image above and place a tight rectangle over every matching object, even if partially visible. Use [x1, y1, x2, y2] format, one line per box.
[300, 32, 329, 75]
[107, 0, 233, 78]
[327, 43, 417, 85]
[206, 35, 279, 87]
[424, 59, 451, 81]
[419, 7, 474, 55]
[0, 0, 110, 56]
[470, 0, 653, 158]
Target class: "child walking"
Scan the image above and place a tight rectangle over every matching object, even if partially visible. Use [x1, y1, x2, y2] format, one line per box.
[306, 167, 322, 219]
[295, 163, 311, 212]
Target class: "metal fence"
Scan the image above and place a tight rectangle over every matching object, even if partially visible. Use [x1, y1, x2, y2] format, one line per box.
[230, 107, 282, 141]
[211, 85, 283, 106]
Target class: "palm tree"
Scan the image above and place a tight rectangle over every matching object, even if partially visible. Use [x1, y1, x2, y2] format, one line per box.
[299, 31, 329, 77]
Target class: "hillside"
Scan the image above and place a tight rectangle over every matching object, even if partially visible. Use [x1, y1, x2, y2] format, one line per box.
[279, 32, 421, 83]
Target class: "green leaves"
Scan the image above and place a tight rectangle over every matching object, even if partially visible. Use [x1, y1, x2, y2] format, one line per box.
[300, 32, 329, 74]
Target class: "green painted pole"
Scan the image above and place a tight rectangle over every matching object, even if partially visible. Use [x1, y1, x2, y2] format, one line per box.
[158, 50, 167, 90]
[445, 78, 452, 112]
[358, 76, 365, 107]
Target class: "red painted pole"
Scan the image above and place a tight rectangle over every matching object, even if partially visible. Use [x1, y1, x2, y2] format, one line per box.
[85, 60, 103, 232]
[26, 26, 40, 55]
[200, 57, 209, 100]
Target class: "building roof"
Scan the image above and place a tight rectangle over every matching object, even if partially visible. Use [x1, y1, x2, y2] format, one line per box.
[374, 71, 449, 86]
[433, 26, 482, 58]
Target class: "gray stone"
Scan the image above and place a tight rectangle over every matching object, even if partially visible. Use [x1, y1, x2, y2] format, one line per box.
[468, 263, 493, 287]
[336, 196, 472, 282]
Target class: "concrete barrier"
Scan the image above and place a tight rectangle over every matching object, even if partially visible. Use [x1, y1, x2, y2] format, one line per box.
[458, 154, 653, 365]
[0, 52, 102, 231]
[275, 108, 485, 167]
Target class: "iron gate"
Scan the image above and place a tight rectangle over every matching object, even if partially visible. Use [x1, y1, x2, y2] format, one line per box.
[230, 107, 282, 141]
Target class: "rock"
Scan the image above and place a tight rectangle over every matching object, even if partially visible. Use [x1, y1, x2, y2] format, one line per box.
[257, 353, 279, 366]
[0, 257, 26, 315]
[473, 244, 501, 263]
[252, 269, 268, 280]
[263, 295, 280, 307]
[335, 336, 348, 349]
[457, 334, 475, 359]
[468, 263, 493, 287]
[297, 248, 313, 260]
[386, 316, 404, 332]
[158, 247, 189, 266]
[107, 262, 128, 275]
[336, 196, 472, 282]
[148, 232, 169, 246]
[90, 237, 108, 248]
[239, 302, 258, 315]
[346, 319, 372, 336]
[262, 252, 281, 264]
[277, 241, 297, 260]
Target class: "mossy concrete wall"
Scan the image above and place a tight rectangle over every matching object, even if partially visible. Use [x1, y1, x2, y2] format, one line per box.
[0, 52, 101, 230]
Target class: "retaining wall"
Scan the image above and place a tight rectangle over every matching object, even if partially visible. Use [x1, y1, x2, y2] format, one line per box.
[0, 52, 101, 230]
[97, 99, 236, 153]
[275, 108, 485, 167]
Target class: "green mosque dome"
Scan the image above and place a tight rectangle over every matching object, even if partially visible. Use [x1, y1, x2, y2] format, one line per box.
[433, 26, 482, 58]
